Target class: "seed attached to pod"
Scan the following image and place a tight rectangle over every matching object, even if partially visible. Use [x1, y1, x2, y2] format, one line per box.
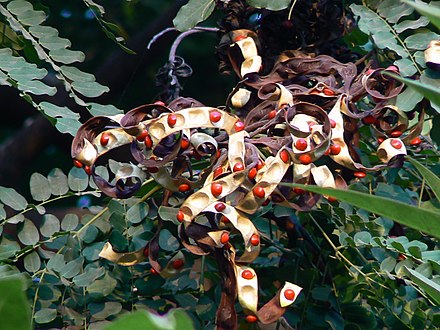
[391, 139, 403, 149]
[241, 269, 254, 280]
[234, 35, 247, 42]
[268, 110, 277, 119]
[330, 144, 341, 155]
[280, 150, 290, 163]
[354, 171, 366, 178]
[293, 187, 305, 195]
[73, 159, 83, 168]
[220, 232, 230, 244]
[178, 184, 190, 192]
[284, 289, 296, 300]
[100, 132, 110, 146]
[410, 137, 422, 146]
[390, 130, 402, 138]
[323, 87, 334, 96]
[362, 115, 376, 125]
[213, 167, 223, 178]
[234, 121, 245, 132]
[233, 162, 245, 172]
[295, 138, 308, 151]
[211, 183, 223, 197]
[377, 137, 385, 144]
[154, 100, 166, 106]
[143, 247, 149, 257]
[210, 111, 222, 123]
[137, 130, 148, 142]
[330, 119, 336, 128]
[180, 138, 190, 149]
[253, 186, 265, 199]
[256, 160, 264, 170]
[327, 196, 337, 203]
[167, 114, 177, 127]
[215, 203, 226, 212]
[84, 166, 92, 176]
[246, 315, 258, 323]
[299, 154, 312, 165]
[150, 268, 158, 275]
[144, 136, 153, 149]
[221, 215, 230, 223]
[248, 168, 257, 180]
[250, 234, 260, 246]
[172, 259, 184, 269]
[176, 210, 185, 222]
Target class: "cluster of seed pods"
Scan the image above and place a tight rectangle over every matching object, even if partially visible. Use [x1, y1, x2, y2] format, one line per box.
[71, 29, 424, 328]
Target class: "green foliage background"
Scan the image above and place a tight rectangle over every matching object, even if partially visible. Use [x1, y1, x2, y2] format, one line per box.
[0, 0, 439, 329]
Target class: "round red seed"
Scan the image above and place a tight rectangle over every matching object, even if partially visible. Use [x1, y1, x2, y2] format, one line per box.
[327, 196, 337, 203]
[262, 199, 270, 206]
[284, 289, 296, 300]
[233, 162, 245, 172]
[324, 148, 330, 156]
[246, 315, 258, 323]
[391, 139, 402, 149]
[178, 184, 190, 192]
[377, 137, 385, 144]
[323, 87, 334, 96]
[84, 166, 92, 176]
[143, 247, 149, 257]
[268, 110, 277, 119]
[172, 259, 184, 269]
[211, 183, 223, 196]
[410, 137, 422, 146]
[215, 203, 226, 212]
[100, 132, 110, 146]
[280, 150, 290, 163]
[150, 268, 158, 275]
[330, 144, 341, 155]
[234, 121, 245, 132]
[362, 115, 376, 125]
[241, 270, 254, 280]
[354, 171, 366, 178]
[73, 159, 83, 168]
[148, 167, 159, 173]
[299, 154, 312, 165]
[167, 114, 177, 127]
[386, 65, 399, 72]
[295, 138, 308, 151]
[293, 187, 305, 195]
[144, 136, 153, 149]
[213, 167, 223, 178]
[253, 186, 265, 199]
[210, 111, 222, 123]
[176, 210, 185, 222]
[234, 35, 247, 42]
[330, 119, 336, 128]
[390, 130, 402, 138]
[250, 234, 260, 246]
[136, 130, 148, 142]
[154, 100, 166, 106]
[180, 138, 190, 150]
[248, 168, 257, 180]
[221, 215, 230, 223]
[256, 160, 265, 170]
[220, 232, 229, 244]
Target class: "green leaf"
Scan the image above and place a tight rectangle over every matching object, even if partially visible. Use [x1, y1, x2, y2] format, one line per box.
[61, 213, 79, 231]
[18, 219, 39, 245]
[159, 229, 180, 251]
[0, 277, 31, 330]
[287, 184, 440, 238]
[127, 202, 149, 224]
[72, 80, 109, 98]
[47, 168, 69, 196]
[73, 266, 105, 287]
[88, 273, 117, 297]
[402, 0, 440, 30]
[386, 72, 440, 111]
[405, 31, 440, 50]
[46, 254, 65, 272]
[40, 214, 60, 238]
[89, 301, 122, 320]
[29, 172, 51, 202]
[0, 186, 27, 210]
[49, 48, 85, 64]
[68, 167, 89, 192]
[405, 266, 440, 304]
[34, 308, 57, 324]
[377, 0, 413, 24]
[173, 0, 215, 32]
[395, 87, 424, 112]
[394, 58, 417, 76]
[247, 0, 291, 11]
[39, 102, 79, 120]
[380, 256, 397, 273]
[88, 103, 123, 116]
[407, 157, 440, 202]
[23, 251, 40, 273]
[60, 257, 84, 279]
[102, 309, 195, 330]
[394, 16, 430, 33]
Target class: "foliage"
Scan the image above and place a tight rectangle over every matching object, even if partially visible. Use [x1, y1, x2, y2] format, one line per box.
[0, 0, 439, 330]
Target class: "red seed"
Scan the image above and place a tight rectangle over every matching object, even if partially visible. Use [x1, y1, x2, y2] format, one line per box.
[172, 259, 184, 269]
[280, 150, 290, 163]
[330, 144, 341, 155]
[211, 183, 223, 196]
[84, 166, 92, 176]
[221, 215, 230, 223]
[256, 160, 265, 170]
[143, 247, 149, 257]
[150, 268, 158, 275]
[210, 111, 222, 123]
[253, 186, 265, 199]
[386, 65, 399, 73]
[246, 315, 258, 323]
[390, 130, 402, 138]
[391, 139, 403, 149]
[148, 167, 159, 173]
[241, 269, 254, 280]
[167, 114, 177, 127]
[176, 210, 185, 222]
[330, 119, 336, 128]
[220, 232, 230, 244]
[324, 148, 330, 156]
[180, 138, 190, 150]
[233, 162, 245, 172]
[144, 135, 153, 149]
[234, 121, 245, 132]
[268, 110, 277, 119]
[362, 115, 376, 125]
[154, 100, 166, 106]
[377, 137, 385, 144]
[213, 167, 223, 178]
[137, 130, 148, 142]
[73, 159, 83, 168]
[248, 168, 257, 180]
[284, 289, 296, 300]
[262, 199, 270, 206]
[323, 88, 334, 96]
[215, 203, 226, 212]
[100, 132, 110, 146]
[178, 184, 190, 192]
[293, 188, 305, 195]
[354, 171, 366, 178]
[410, 137, 422, 146]
[250, 234, 260, 246]
[299, 154, 312, 165]
[234, 35, 247, 42]
[327, 196, 337, 203]
[295, 138, 308, 151]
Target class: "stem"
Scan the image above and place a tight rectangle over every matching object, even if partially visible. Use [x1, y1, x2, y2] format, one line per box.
[418, 178, 425, 208]
[287, 0, 299, 20]
[199, 255, 206, 294]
